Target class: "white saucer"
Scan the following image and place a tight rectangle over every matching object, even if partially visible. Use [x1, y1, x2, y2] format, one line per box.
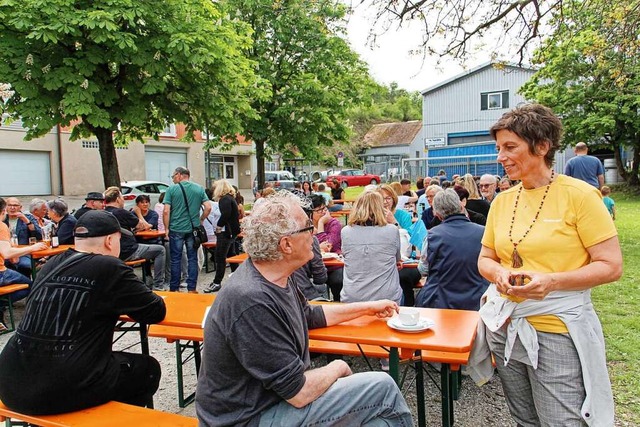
[387, 316, 434, 333]
[321, 252, 340, 259]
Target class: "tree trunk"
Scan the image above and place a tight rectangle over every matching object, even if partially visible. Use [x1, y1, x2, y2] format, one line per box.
[94, 127, 122, 189]
[255, 139, 266, 191]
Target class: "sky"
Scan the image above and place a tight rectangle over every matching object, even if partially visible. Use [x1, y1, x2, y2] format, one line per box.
[345, 5, 483, 93]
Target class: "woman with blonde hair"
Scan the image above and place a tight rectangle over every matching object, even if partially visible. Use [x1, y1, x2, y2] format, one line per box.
[388, 182, 417, 211]
[204, 180, 240, 293]
[377, 184, 411, 230]
[378, 185, 422, 306]
[460, 173, 490, 217]
[340, 191, 402, 304]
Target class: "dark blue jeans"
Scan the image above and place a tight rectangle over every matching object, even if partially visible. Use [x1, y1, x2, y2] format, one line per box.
[168, 231, 198, 291]
[0, 268, 32, 309]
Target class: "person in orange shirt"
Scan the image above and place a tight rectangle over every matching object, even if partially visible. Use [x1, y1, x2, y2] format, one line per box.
[0, 197, 48, 330]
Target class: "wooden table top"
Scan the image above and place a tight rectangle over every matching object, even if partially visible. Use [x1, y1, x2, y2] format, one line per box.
[135, 230, 166, 239]
[227, 252, 345, 268]
[29, 244, 74, 259]
[121, 291, 216, 329]
[129, 292, 477, 355]
[330, 210, 350, 218]
[308, 307, 479, 354]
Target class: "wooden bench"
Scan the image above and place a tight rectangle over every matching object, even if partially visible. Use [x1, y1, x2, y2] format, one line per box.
[148, 325, 203, 407]
[201, 242, 217, 273]
[0, 400, 197, 427]
[0, 284, 29, 334]
[125, 258, 149, 283]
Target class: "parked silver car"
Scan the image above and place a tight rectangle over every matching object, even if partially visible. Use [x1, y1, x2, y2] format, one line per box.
[120, 180, 170, 210]
[252, 171, 297, 195]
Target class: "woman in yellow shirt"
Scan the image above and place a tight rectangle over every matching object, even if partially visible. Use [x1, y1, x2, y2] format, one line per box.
[478, 104, 622, 426]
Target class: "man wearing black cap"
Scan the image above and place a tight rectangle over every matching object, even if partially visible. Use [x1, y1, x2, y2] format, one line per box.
[0, 210, 166, 415]
[73, 191, 105, 220]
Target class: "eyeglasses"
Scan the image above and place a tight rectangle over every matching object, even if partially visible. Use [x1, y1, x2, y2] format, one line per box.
[7, 204, 21, 208]
[382, 196, 393, 202]
[312, 206, 328, 213]
[478, 183, 495, 188]
[285, 219, 314, 236]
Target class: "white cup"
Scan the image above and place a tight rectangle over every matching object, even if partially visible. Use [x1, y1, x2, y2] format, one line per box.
[398, 308, 420, 326]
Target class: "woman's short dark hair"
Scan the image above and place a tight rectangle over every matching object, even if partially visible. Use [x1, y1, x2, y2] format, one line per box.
[0, 197, 5, 212]
[309, 194, 326, 209]
[135, 194, 150, 204]
[490, 103, 563, 168]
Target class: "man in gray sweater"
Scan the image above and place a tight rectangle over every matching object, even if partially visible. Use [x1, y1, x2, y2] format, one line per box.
[196, 192, 412, 427]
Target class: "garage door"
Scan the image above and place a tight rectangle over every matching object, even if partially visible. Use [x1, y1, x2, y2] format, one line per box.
[145, 148, 187, 184]
[0, 150, 51, 196]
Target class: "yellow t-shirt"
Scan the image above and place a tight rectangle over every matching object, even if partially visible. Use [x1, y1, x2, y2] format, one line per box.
[0, 221, 9, 272]
[482, 174, 617, 333]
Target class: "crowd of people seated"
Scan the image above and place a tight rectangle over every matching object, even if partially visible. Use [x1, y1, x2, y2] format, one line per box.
[0, 105, 622, 427]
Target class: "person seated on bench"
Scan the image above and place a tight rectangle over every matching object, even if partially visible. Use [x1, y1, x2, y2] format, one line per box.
[0, 210, 166, 415]
[0, 197, 48, 330]
[104, 186, 166, 290]
[196, 191, 412, 427]
[415, 189, 489, 310]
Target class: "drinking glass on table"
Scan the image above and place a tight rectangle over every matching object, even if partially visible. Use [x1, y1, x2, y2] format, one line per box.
[42, 227, 51, 247]
[28, 237, 37, 245]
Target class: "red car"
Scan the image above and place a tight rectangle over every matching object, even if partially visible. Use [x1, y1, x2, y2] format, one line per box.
[325, 169, 381, 188]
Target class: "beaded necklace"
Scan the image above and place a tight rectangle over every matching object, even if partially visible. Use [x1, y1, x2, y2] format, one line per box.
[508, 170, 555, 268]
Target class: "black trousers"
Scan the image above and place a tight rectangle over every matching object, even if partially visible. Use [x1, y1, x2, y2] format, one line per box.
[399, 268, 422, 306]
[327, 268, 344, 302]
[110, 352, 162, 408]
[213, 233, 238, 285]
[0, 352, 161, 415]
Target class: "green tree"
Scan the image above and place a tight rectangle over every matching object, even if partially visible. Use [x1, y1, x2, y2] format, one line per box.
[219, 0, 371, 190]
[0, 0, 260, 188]
[334, 81, 421, 168]
[521, 0, 640, 186]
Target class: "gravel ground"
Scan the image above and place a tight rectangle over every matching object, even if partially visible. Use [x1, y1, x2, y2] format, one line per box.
[0, 264, 518, 426]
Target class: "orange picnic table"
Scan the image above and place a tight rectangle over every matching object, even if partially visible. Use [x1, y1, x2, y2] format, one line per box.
[308, 307, 479, 427]
[227, 252, 344, 268]
[135, 230, 166, 239]
[119, 291, 215, 329]
[20, 244, 74, 279]
[329, 209, 350, 218]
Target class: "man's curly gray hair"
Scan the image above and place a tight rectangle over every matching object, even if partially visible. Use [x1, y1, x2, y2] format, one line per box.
[242, 191, 311, 261]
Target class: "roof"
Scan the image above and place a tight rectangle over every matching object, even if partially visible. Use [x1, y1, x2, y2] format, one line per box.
[420, 61, 536, 95]
[363, 121, 422, 148]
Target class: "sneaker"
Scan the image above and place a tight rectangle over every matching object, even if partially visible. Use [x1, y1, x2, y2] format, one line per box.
[380, 359, 390, 372]
[152, 284, 168, 291]
[203, 283, 222, 293]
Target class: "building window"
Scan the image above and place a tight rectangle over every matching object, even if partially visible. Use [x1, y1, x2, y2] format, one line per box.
[481, 91, 509, 110]
[81, 140, 99, 149]
[159, 123, 177, 137]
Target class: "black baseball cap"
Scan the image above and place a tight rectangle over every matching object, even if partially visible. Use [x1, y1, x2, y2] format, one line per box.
[85, 192, 105, 201]
[74, 210, 133, 238]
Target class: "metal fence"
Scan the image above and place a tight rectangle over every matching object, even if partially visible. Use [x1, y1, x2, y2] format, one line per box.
[364, 160, 405, 182]
[400, 155, 505, 182]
